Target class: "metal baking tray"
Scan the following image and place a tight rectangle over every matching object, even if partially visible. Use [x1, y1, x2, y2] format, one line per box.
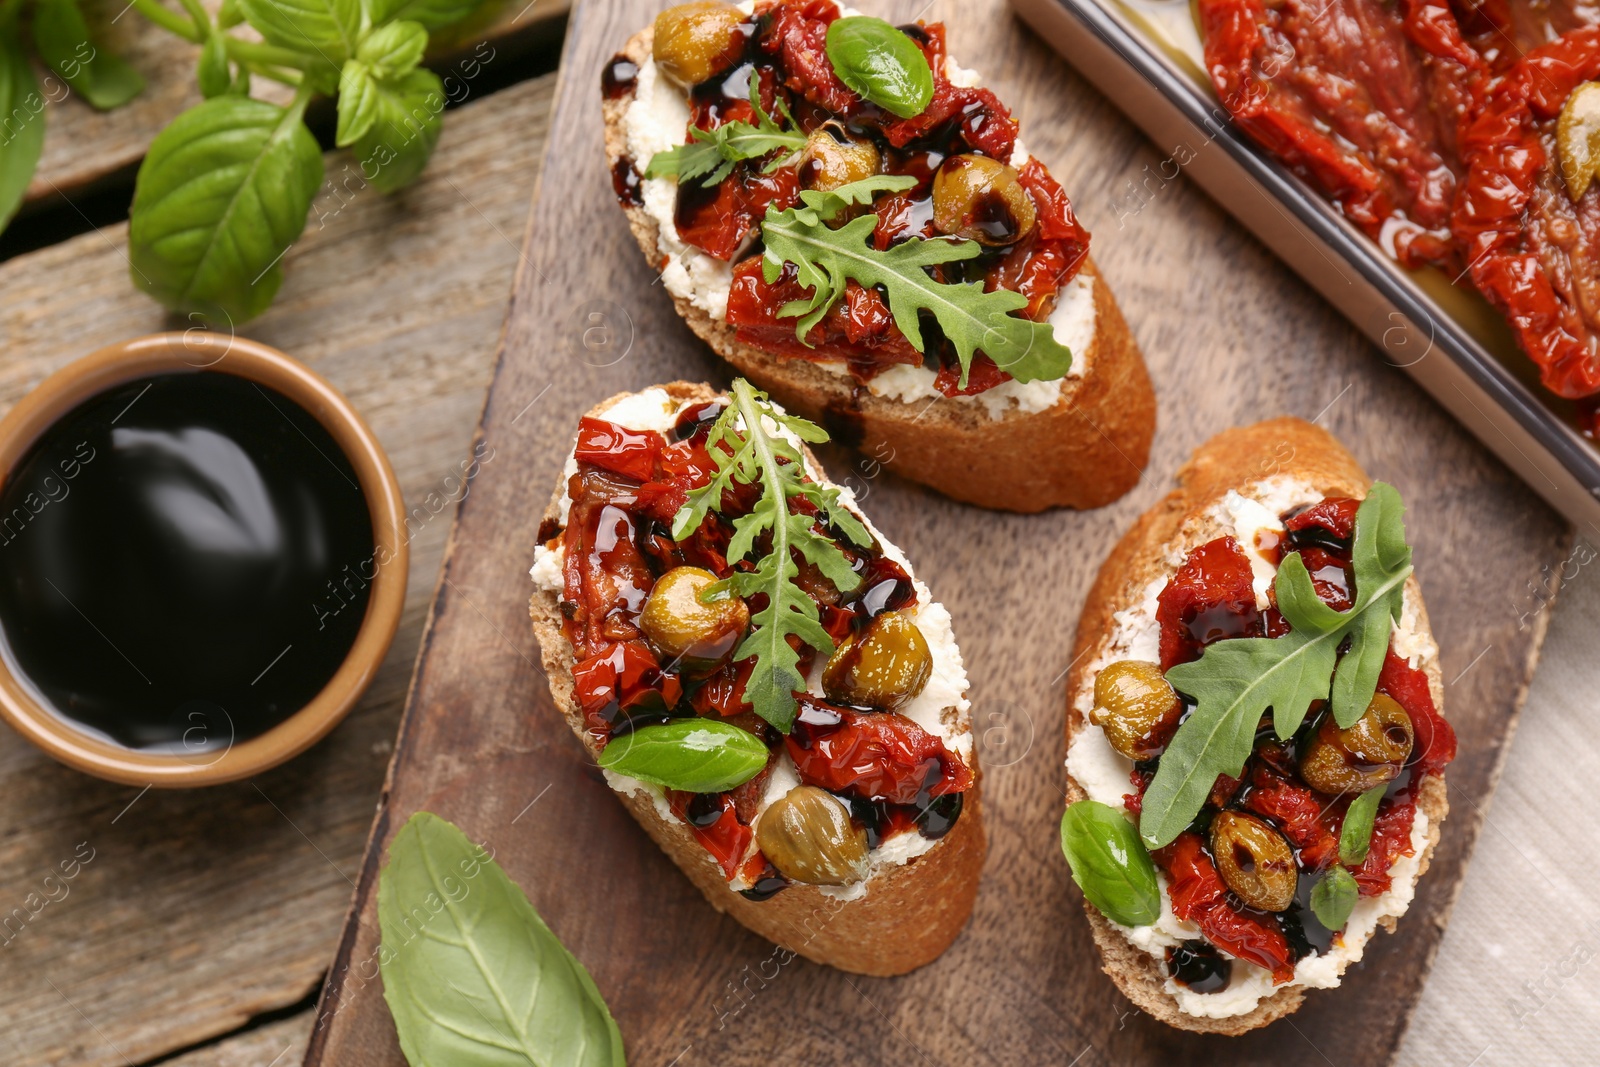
[1013, 0, 1600, 533]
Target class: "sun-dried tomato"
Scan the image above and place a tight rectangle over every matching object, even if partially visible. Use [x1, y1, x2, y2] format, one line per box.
[674, 164, 800, 261]
[1157, 536, 1261, 670]
[1378, 648, 1456, 776]
[758, 0, 860, 115]
[1156, 832, 1296, 982]
[786, 695, 972, 804]
[934, 353, 1012, 397]
[1284, 497, 1360, 546]
[726, 259, 925, 371]
[667, 791, 753, 881]
[574, 417, 664, 482]
[1351, 792, 1419, 896]
[573, 641, 684, 742]
[1244, 763, 1342, 871]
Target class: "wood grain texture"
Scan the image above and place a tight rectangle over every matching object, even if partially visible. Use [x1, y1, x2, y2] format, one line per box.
[304, 1, 1568, 1064]
[17, 0, 568, 214]
[0, 74, 553, 1067]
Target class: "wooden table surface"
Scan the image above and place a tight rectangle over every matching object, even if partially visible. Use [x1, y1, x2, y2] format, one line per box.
[0, 2, 1588, 1065]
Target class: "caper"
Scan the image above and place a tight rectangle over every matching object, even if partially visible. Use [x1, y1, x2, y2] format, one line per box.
[1089, 660, 1181, 760]
[1209, 811, 1296, 912]
[1299, 694, 1414, 795]
[638, 566, 749, 677]
[652, 2, 745, 88]
[931, 154, 1037, 246]
[799, 124, 882, 193]
[822, 611, 932, 709]
[756, 785, 869, 886]
[1558, 81, 1600, 201]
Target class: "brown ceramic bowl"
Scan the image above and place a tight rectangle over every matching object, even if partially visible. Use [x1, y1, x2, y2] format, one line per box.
[0, 333, 408, 786]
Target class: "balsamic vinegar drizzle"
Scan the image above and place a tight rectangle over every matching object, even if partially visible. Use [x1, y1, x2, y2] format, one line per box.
[0, 372, 375, 752]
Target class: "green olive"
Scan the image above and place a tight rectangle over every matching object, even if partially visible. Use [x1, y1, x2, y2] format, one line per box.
[652, 2, 745, 88]
[638, 566, 749, 677]
[931, 154, 1037, 246]
[756, 785, 869, 886]
[1558, 81, 1600, 201]
[1210, 811, 1297, 912]
[822, 611, 932, 710]
[1299, 694, 1413, 795]
[799, 124, 882, 193]
[1089, 660, 1181, 760]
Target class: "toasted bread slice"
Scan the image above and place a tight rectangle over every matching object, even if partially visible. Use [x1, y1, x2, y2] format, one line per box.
[1064, 418, 1448, 1034]
[602, 17, 1155, 512]
[530, 382, 984, 976]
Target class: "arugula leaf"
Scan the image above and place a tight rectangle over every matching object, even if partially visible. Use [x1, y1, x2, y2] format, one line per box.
[598, 719, 769, 793]
[349, 67, 444, 193]
[1139, 483, 1413, 850]
[1339, 784, 1387, 867]
[0, 20, 45, 233]
[759, 177, 1074, 387]
[128, 93, 324, 324]
[32, 0, 145, 110]
[644, 71, 804, 187]
[379, 812, 626, 1067]
[1310, 864, 1359, 930]
[671, 379, 869, 732]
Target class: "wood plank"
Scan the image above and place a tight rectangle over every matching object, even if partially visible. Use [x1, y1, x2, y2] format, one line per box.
[162, 1013, 311, 1067]
[0, 73, 553, 1067]
[17, 0, 568, 213]
[306, 1, 1568, 1065]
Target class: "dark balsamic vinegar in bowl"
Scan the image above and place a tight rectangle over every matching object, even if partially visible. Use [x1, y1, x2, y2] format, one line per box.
[0, 372, 374, 753]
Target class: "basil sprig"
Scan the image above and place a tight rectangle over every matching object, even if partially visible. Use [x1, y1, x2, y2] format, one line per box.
[378, 813, 626, 1067]
[824, 16, 933, 119]
[1140, 484, 1414, 850]
[597, 719, 769, 793]
[1059, 800, 1161, 927]
[1310, 864, 1359, 931]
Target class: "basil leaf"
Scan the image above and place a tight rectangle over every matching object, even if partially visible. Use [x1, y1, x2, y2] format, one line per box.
[336, 60, 379, 146]
[824, 16, 933, 120]
[0, 21, 45, 233]
[32, 0, 145, 110]
[357, 19, 427, 78]
[198, 33, 231, 99]
[597, 719, 769, 793]
[348, 67, 443, 193]
[1339, 784, 1386, 867]
[379, 812, 626, 1067]
[238, 0, 361, 65]
[368, 0, 479, 32]
[129, 95, 324, 323]
[1059, 800, 1161, 927]
[1310, 864, 1359, 930]
[1140, 482, 1414, 850]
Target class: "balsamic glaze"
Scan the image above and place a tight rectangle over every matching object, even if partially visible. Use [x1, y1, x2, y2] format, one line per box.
[1167, 941, 1232, 993]
[917, 792, 962, 839]
[611, 158, 643, 207]
[601, 53, 638, 100]
[739, 875, 789, 901]
[0, 372, 373, 751]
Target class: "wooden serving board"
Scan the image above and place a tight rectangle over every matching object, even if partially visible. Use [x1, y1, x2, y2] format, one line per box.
[304, 1, 1568, 1063]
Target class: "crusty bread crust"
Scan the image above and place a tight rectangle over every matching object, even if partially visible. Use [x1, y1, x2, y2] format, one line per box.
[603, 27, 1156, 512]
[1063, 417, 1448, 1034]
[530, 382, 985, 976]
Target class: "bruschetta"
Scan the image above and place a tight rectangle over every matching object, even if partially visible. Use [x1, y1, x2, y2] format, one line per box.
[529, 380, 982, 975]
[600, 1, 1155, 512]
[1060, 418, 1455, 1033]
